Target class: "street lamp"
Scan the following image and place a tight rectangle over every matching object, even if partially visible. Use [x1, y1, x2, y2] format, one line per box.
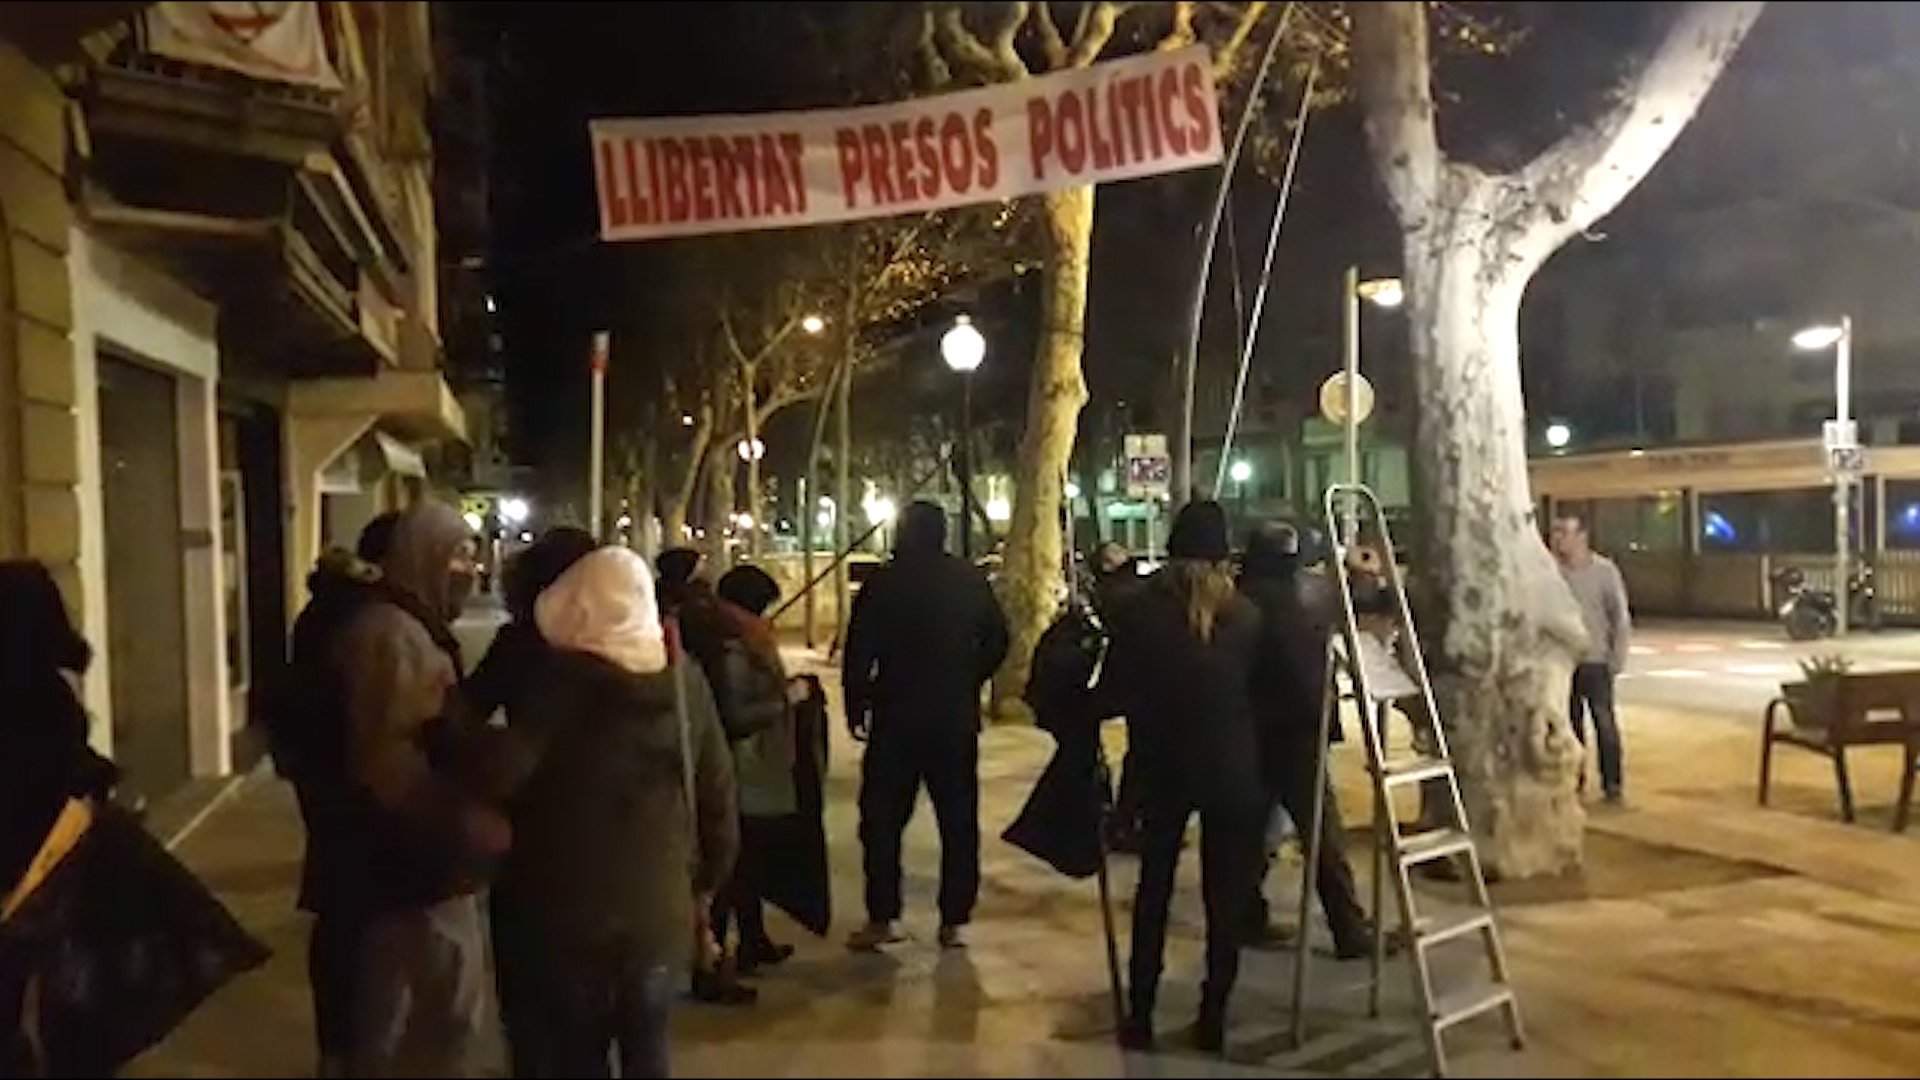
[1229, 459, 1254, 520]
[1545, 421, 1573, 451]
[499, 496, 530, 526]
[1339, 268, 1403, 534]
[943, 315, 987, 559]
[1794, 315, 1856, 634]
[737, 437, 766, 462]
[801, 314, 826, 336]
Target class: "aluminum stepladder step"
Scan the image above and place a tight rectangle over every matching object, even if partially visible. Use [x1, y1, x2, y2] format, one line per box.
[1286, 483, 1525, 1079]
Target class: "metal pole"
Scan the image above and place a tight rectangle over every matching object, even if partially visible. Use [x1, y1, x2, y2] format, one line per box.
[1835, 315, 1853, 635]
[1175, 3, 1297, 506]
[1341, 267, 1360, 539]
[744, 363, 762, 557]
[960, 375, 975, 561]
[835, 326, 853, 641]
[800, 474, 815, 645]
[589, 331, 609, 540]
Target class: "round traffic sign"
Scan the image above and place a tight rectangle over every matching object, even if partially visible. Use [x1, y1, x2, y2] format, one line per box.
[1319, 372, 1376, 424]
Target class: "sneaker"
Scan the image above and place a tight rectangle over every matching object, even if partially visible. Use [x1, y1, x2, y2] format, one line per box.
[690, 967, 758, 1006]
[937, 924, 968, 949]
[846, 920, 906, 952]
[1245, 922, 1298, 952]
[737, 938, 795, 975]
[1117, 1015, 1156, 1052]
[1188, 1014, 1226, 1054]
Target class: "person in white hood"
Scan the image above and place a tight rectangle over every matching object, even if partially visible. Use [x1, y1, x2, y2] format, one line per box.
[495, 547, 737, 1079]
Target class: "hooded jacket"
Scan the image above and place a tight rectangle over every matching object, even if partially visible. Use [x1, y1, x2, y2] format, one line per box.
[502, 548, 738, 964]
[0, 562, 115, 900]
[322, 502, 497, 911]
[1240, 527, 1344, 790]
[680, 590, 795, 817]
[843, 503, 1010, 738]
[1106, 563, 1265, 815]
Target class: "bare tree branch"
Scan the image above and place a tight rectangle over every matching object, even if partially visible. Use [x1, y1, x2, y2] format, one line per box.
[1514, 1, 1764, 252]
[916, 4, 954, 87]
[937, 3, 1032, 82]
[1067, 1, 1123, 66]
[1158, 0, 1198, 52]
[1208, 0, 1270, 80]
[1352, 1, 1442, 228]
[1035, 1, 1069, 69]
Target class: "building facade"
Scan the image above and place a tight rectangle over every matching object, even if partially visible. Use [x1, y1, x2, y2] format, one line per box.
[0, 2, 478, 803]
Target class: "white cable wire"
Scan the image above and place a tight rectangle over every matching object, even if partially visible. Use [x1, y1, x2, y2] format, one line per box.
[1215, 58, 1320, 497]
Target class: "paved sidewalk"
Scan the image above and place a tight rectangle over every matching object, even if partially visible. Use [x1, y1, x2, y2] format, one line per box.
[130, 647, 1920, 1078]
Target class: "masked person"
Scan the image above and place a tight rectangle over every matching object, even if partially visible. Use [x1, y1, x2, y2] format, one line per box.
[325, 501, 507, 1077]
[501, 547, 738, 1078]
[844, 502, 1009, 951]
[1239, 521, 1373, 959]
[1106, 501, 1265, 1054]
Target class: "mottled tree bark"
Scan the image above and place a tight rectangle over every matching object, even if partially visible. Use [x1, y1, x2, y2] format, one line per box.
[1354, 1, 1763, 875]
[993, 185, 1093, 713]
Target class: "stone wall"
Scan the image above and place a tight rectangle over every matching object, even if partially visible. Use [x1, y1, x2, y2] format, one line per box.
[0, 37, 82, 606]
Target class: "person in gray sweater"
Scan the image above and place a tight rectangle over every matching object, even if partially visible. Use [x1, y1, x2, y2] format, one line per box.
[1551, 513, 1633, 802]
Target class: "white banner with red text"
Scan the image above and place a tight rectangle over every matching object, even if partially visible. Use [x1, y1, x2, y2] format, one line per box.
[591, 46, 1221, 242]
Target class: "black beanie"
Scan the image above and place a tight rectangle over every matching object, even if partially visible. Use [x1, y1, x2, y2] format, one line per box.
[1167, 501, 1232, 562]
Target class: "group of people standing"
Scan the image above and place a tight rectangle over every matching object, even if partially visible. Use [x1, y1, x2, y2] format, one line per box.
[276, 500, 813, 1079]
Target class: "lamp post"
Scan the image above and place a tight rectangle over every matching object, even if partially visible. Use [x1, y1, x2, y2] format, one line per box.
[1338, 268, 1402, 533]
[1794, 316, 1855, 634]
[1230, 458, 1253, 522]
[942, 315, 987, 560]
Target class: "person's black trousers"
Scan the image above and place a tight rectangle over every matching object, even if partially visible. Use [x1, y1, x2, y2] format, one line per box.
[1127, 796, 1263, 1023]
[308, 911, 360, 1075]
[858, 729, 980, 927]
[513, 937, 675, 1079]
[1569, 662, 1624, 796]
[1255, 737, 1369, 949]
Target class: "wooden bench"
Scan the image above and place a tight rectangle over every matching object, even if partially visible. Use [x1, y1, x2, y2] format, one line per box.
[1759, 669, 1920, 832]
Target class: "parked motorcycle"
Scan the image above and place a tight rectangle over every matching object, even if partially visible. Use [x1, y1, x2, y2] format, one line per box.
[1772, 564, 1879, 640]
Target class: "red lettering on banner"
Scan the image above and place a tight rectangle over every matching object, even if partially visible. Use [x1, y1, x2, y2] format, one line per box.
[1181, 63, 1214, 154]
[835, 128, 864, 208]
[939, 114, 973, 194]
[860, 124, 896, 205]
[1141, 78, 1166, 158]
[597, 141, 628, 228]
[1057, 91, 1087, 174]
[778, 133, 807, 212]
[623, 141, 654, 225]
[688, 140, 716, 220]
[661, 140, 690, 222]
[728, 136, 759, 214]
[885, 120, 915, 201]
[1026, 98, 1053, 180]
[1116, 78, 1146, 163]
[913, 116, 942, 198]
[760, 134, 792, 215]
[1084, 88, 1114, 170]
[646, 140, 665, 221]
[974, 109, 999, 188]
[710, 138, 742, 219]
[1157, 69, 1187, 155]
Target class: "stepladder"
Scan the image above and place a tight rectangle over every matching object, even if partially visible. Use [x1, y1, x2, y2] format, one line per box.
[1287, 483, 1526, 1078]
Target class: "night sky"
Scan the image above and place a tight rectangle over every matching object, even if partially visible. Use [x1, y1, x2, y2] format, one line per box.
[462, 2, 1920, 497]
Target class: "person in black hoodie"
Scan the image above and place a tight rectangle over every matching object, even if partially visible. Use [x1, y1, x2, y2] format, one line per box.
[1239, 520, 1372, 960]
[277, 514, 397, 1079]
[463, 526, 598, 1076]
[1106, 501, 1265, 1054]
[843, 501, 1009, 951]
